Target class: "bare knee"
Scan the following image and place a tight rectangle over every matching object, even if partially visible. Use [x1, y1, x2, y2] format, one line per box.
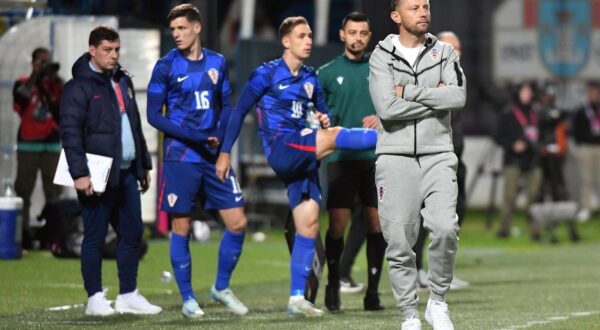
[296, 218, 319, 238]
[328, 220, 346, 238]
[171, 216, 192, 236]
[225, 215, 248, 233]
[328, 208, 350, 238]
[221, 208, 248, 233]
[364, 207, 381, 233]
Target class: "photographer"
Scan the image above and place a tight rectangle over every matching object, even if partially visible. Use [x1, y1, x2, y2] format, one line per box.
[13, 47, 63, 249]
[494, 81, 542, 241]
[536, 82, 579, 242]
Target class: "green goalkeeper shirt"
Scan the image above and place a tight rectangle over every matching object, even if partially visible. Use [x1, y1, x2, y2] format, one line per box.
[318, 53, 376, 162]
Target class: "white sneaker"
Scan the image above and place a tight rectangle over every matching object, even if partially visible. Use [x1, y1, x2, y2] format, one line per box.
[210, 286, 249, 315]
[417, 269, 428, 288]
[402, 315, 422, 330]
[182, 298, 204, 318]
[449, 276, 470, 290]
[287, 296, 324, 317]
[85, 289, 115, 316]
[339, 276, 364, 294]
[425, 298, 454, 330]
[114, 289, 162, 315]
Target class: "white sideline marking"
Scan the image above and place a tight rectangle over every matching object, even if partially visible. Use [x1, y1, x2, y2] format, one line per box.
[46, 304, 84, 311]
[572, 311, 594, 317]
[498, 311, 598, 330]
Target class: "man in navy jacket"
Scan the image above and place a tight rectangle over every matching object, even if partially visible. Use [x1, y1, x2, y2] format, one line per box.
[60, 25, 160, 316]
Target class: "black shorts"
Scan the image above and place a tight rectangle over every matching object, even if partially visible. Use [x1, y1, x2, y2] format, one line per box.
[326, 159, 377, 209]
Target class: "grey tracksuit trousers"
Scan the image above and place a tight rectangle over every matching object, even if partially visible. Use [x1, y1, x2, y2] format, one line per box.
[375, 152, 459, 319]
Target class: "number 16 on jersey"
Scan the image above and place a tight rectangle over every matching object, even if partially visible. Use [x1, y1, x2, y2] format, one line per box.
[195, 91, 210, 110]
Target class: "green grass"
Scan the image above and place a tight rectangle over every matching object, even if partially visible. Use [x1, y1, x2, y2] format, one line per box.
[2, 211, 600, 329]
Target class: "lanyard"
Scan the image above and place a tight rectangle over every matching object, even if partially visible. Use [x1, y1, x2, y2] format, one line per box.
[512, 105, 536, 128]
[584, 104, 600, 123]
[112, 80, 126, 113]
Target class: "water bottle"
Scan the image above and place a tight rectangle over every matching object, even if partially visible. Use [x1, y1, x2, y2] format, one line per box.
[305, 102, 320, 129]
[0, 179, 23, 259]
[3, 180, 15, 197]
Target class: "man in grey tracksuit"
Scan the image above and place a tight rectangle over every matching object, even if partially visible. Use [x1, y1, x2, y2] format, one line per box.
[368, 1, 466, 329]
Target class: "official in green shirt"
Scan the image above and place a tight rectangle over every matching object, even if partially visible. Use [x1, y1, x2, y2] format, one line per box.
[317, 11, 386, 313]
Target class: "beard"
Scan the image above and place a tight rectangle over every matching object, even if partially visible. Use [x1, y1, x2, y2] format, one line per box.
[404, 21, 430, 37]
[347, 42, 366, 56]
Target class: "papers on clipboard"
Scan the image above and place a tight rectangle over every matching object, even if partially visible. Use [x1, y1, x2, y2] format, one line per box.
[53, 149, 113, 193]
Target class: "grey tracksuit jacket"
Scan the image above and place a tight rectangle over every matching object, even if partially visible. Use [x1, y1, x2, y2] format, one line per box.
[369, 33, 466, 156]
[368, 33, 467, 318]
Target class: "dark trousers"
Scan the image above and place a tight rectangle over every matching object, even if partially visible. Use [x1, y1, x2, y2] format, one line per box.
[14, 151, 62, 246]
[539, 156, 568, 201]
[79, 169, 143, 296]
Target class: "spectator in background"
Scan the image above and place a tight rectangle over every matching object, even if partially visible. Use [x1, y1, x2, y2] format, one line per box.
[536, 82, 579, 242]
[60, 25, 160, 316]
[494, 81, 542, 240]
[414, 30, 469, 291]
[318, 11, 386, 312]
[572, 81, 600, 222]
[13, 47, 63, 250]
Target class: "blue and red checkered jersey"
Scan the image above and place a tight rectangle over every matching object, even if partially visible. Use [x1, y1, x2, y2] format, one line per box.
[221, 58, 329, 156]
[147, 48, 233, 163]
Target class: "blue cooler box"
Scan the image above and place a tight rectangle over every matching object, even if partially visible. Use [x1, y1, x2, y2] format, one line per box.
[0, 196, 23, 259]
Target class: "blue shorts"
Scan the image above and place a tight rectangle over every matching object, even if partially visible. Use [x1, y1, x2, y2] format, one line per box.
[285, 170, 322, 209]
[159, 161, 244, 213]
[267, 129, 321, 209]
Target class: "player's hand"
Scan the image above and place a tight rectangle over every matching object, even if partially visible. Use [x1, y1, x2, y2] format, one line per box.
[74, 176, 94, 196]
[140, 170, 151, 194]
[208, 136, 220, 148]
[395, 85, 404, 97]
[513, 139, 527, 153]
[215, 152, 231, 183]
[438, 82, 446, 87]
[362, 115, 378, 129]
[317, 112, 330, 128]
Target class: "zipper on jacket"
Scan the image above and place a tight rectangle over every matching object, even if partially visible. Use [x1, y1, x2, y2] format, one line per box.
[378, 37, 435, 157]
[411, 41, 434, 157]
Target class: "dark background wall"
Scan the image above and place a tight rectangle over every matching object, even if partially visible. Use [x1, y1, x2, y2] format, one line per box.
[40, 0, 509, 135]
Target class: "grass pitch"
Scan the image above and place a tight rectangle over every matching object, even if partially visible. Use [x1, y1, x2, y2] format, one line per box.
[1, 211, 600, 329]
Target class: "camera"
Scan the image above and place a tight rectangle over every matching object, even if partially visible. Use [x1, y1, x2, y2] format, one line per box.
[42, 61, 60, 74]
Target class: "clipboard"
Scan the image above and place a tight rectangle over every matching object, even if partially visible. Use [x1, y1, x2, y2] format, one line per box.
[53, 149, 113, 193]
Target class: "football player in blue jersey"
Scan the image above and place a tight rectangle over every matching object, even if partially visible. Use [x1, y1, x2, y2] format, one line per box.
[216, 16, 378, 317]
[146, 4, 248, 318]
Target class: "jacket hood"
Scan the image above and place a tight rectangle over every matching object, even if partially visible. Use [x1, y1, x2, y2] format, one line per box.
[378, 33, 437, 52]
[71, 52, 128, 83]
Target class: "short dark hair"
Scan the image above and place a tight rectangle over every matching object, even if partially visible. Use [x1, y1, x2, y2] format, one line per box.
[89, 25, 119, 47]
[278, 16, 309, 40]
[168, 3, 202, 24]
[341, 11, 370, 30]
[391, 0, 400, 11]
[31, 47, 49, 62]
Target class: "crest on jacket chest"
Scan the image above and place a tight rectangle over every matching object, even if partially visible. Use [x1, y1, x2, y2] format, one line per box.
[429, 47, 440, 61]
